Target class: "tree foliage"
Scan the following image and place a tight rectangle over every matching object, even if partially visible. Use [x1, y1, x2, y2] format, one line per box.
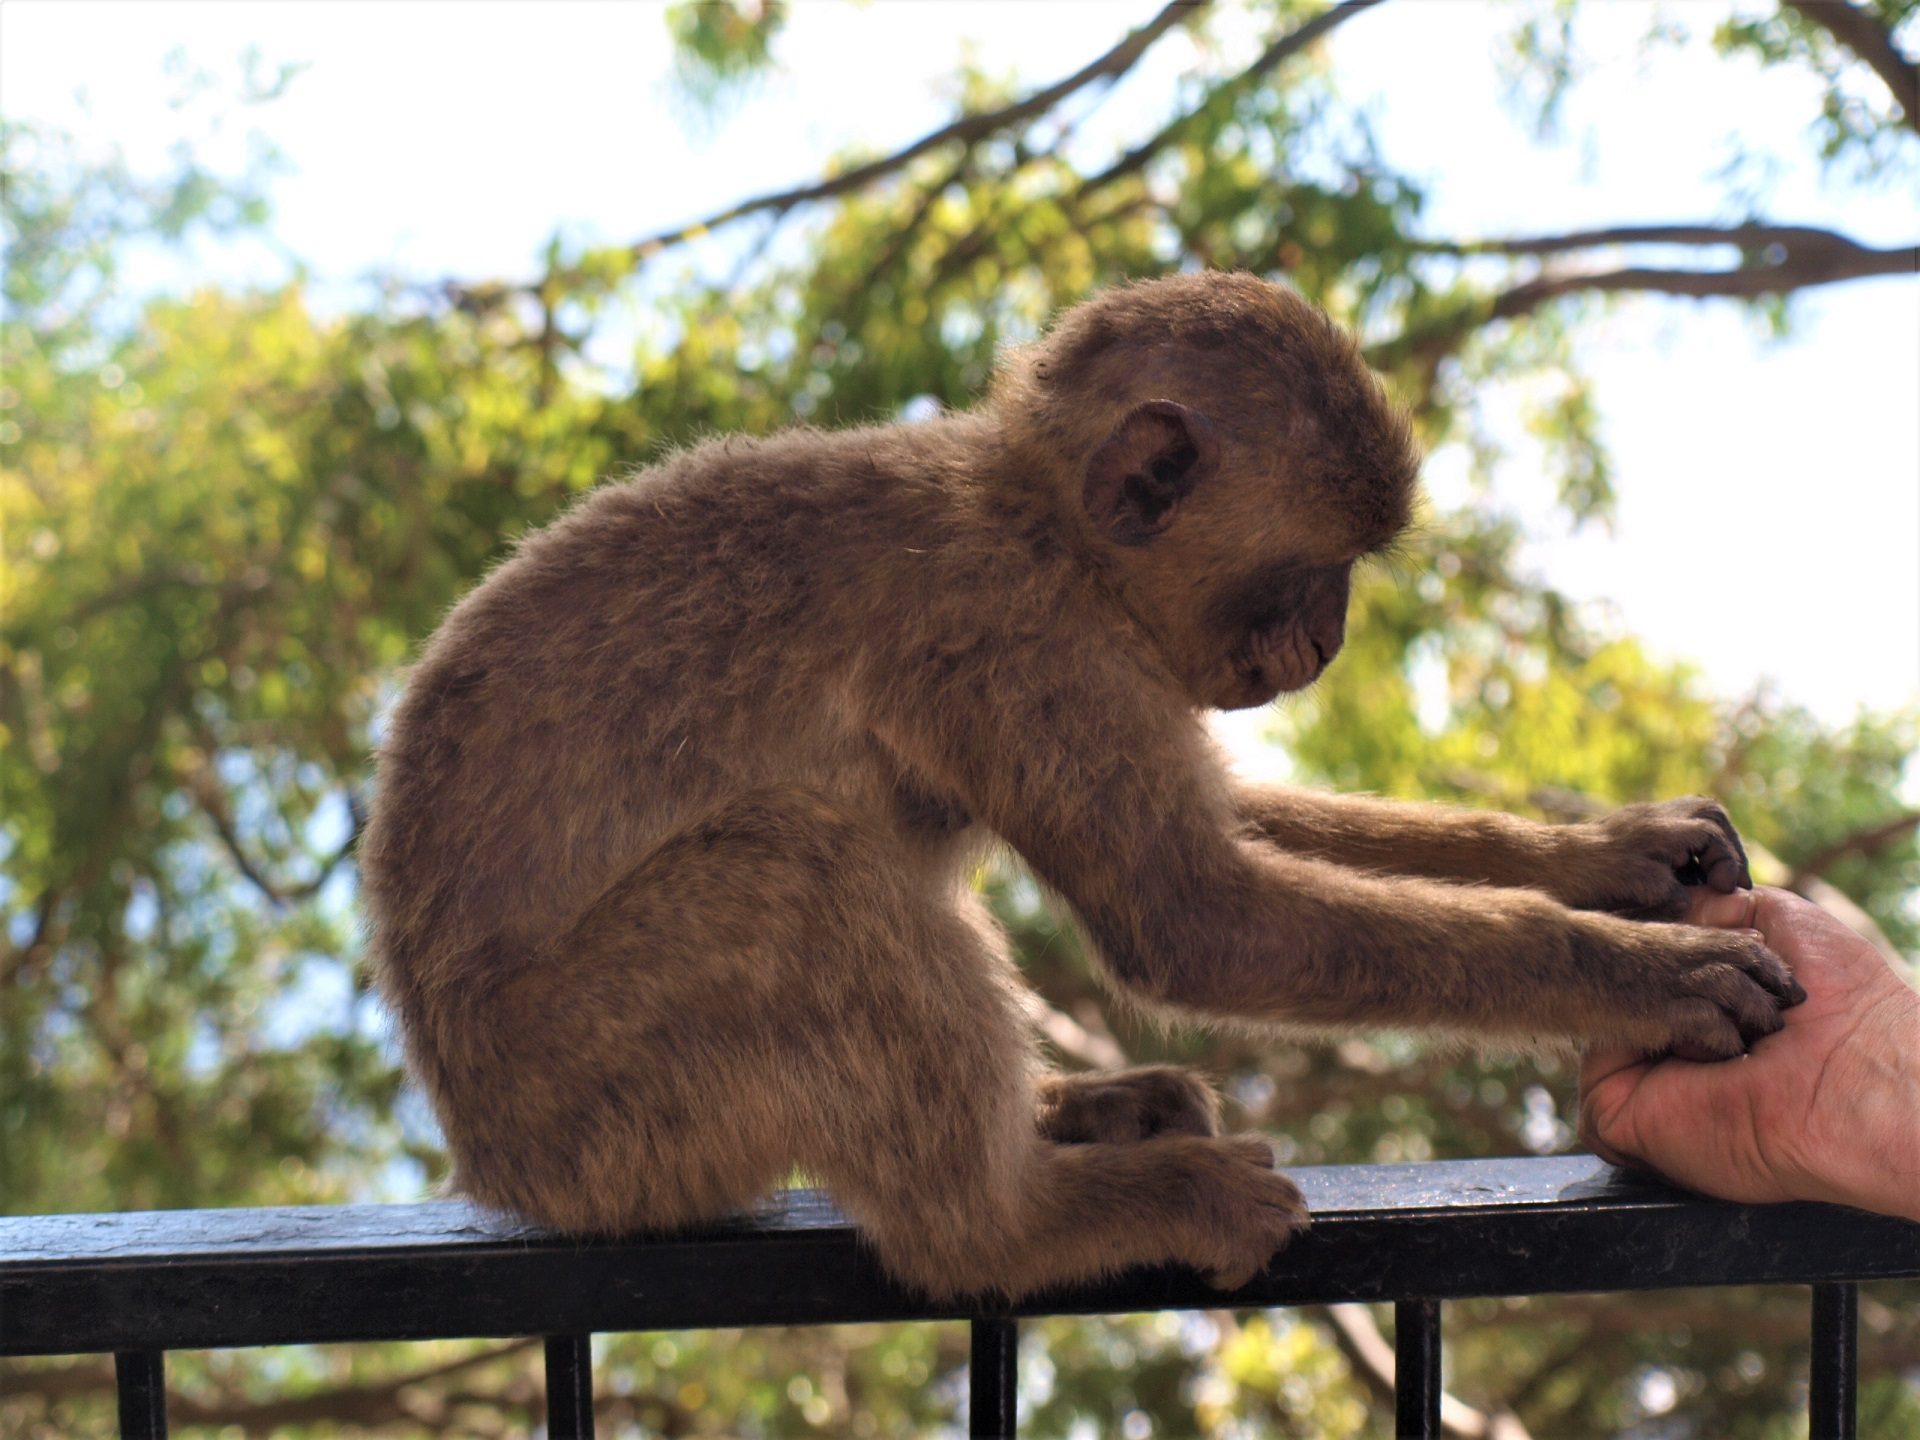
[4, 2, 1916, 1435]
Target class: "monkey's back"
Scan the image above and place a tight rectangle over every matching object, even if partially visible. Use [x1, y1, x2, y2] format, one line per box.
[359, 426, 980, 1012]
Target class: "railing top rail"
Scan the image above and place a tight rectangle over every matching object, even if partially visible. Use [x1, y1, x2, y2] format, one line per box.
[5, 1155, 1917, 1357]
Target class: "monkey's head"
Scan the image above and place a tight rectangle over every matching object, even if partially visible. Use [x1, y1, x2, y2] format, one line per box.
[1002, 272, 1421, 710]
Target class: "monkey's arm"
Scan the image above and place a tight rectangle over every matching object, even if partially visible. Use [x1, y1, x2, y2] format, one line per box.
[870, 648, 1796, 1056]
[1233, 784, 1751, 921]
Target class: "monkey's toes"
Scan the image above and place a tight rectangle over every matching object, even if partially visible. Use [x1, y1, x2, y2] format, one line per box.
[1040, 1066, 1221, 1144]
[1197, 1157, 1309, 1291]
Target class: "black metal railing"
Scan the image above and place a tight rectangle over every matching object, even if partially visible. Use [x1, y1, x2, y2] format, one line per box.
[5, 1154, 1917, 1439]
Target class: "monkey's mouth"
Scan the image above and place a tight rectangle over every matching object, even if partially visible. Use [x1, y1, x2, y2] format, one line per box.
[1229, 618, 1327, 703]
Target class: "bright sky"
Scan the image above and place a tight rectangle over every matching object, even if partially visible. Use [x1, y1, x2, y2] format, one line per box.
[6, 0, 1918, 752]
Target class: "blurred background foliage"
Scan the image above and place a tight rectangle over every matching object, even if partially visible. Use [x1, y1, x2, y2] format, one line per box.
[3, 0, 1917, 1435]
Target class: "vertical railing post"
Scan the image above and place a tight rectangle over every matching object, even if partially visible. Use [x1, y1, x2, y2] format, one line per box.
[114, 1350, 168, 1440]
[544, 1333, 596, 1440]
[1809, 1282, 1858, 1440]
[970, 1316, 1019, 1439]
[1394, 1299, 1441, 1440]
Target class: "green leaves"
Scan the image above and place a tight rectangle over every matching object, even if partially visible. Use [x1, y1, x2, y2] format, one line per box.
[666, 0, 790, 119]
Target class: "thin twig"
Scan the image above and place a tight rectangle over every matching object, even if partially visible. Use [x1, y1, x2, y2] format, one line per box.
[192, 775, 364, 908]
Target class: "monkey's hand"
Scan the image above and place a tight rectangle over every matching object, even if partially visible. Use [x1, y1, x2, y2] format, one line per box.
[1550, 797, 1752, 920]
[1037, 1066, 1220, 1144]
[1570, 911, 1805, 1061]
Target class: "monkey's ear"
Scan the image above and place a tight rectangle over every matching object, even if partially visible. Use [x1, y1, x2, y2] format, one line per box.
[1082, 400, 1220, 546]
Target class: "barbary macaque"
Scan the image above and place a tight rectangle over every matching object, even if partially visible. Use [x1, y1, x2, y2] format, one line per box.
[360, 272, 1801, 1298]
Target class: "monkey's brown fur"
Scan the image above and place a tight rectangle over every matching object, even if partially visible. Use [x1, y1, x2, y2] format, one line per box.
[361, 272, 1800, 1299]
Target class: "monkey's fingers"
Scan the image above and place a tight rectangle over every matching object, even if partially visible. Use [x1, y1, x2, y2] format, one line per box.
[1669, 931, 1805, 1054]
[1673, 801, 1751, 894]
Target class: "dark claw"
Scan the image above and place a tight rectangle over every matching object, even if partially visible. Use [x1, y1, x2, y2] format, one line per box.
[1695, 802, 1753, 889]
[1704, 845, 1744, 895]
[1676, 826, 1748, 895]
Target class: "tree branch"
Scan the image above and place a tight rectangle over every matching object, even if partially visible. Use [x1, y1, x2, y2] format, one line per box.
[1393, 223, 1917, 373]
[1315, 1304, 1535, 1440]
[1787, 809, 1920, 888]
[1075, 0, 1388, 198]
[1783, 0, 1920, 136]
[621, 0, 1200, 261]
[1422, 220, 1910, 258]
[1488, 228, 1915, 309]
[1511, 1291, 1920, 1371]
[1, 1341, 542, 1432]
[912, 0, 1387, 294]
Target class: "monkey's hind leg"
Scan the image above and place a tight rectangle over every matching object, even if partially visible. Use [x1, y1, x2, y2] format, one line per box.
[444, 787, 1303, 1296]
[432, 792, 915, 1236]
[692, 796, 1308, 1299]
[805, 942, 1302, 1297]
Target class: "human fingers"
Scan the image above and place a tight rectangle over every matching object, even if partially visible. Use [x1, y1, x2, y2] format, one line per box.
[1748, 888, 1902, 990]
[1688, 886, 1759, 929]
[1576, 1048, 1654, 1171]
[1704, 888, 1907, 1002]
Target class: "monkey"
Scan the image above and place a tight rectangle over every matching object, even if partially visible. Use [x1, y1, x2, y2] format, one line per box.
[358, 271, 1803, 1300]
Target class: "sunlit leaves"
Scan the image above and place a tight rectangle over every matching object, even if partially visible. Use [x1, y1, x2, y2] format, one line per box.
[665, 0, 790, 121]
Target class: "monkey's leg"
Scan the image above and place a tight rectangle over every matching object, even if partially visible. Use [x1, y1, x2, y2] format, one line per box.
[807, 984, 1303, 1298]
[439, 788, 1304, 1296]
[1036, 1066, 1220, 1144]
[766, 885, 1301, 1293]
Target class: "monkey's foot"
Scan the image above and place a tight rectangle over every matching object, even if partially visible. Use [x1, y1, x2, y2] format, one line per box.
[1037, 1065, 1221, 1144]
[1174, 1135, 1310, 1290]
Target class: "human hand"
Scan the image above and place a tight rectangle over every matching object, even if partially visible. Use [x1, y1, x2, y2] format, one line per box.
[1579, 886, 1920, 1221]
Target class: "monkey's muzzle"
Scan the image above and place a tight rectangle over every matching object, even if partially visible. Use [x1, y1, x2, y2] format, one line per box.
[1229, 619, 1333, 706]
